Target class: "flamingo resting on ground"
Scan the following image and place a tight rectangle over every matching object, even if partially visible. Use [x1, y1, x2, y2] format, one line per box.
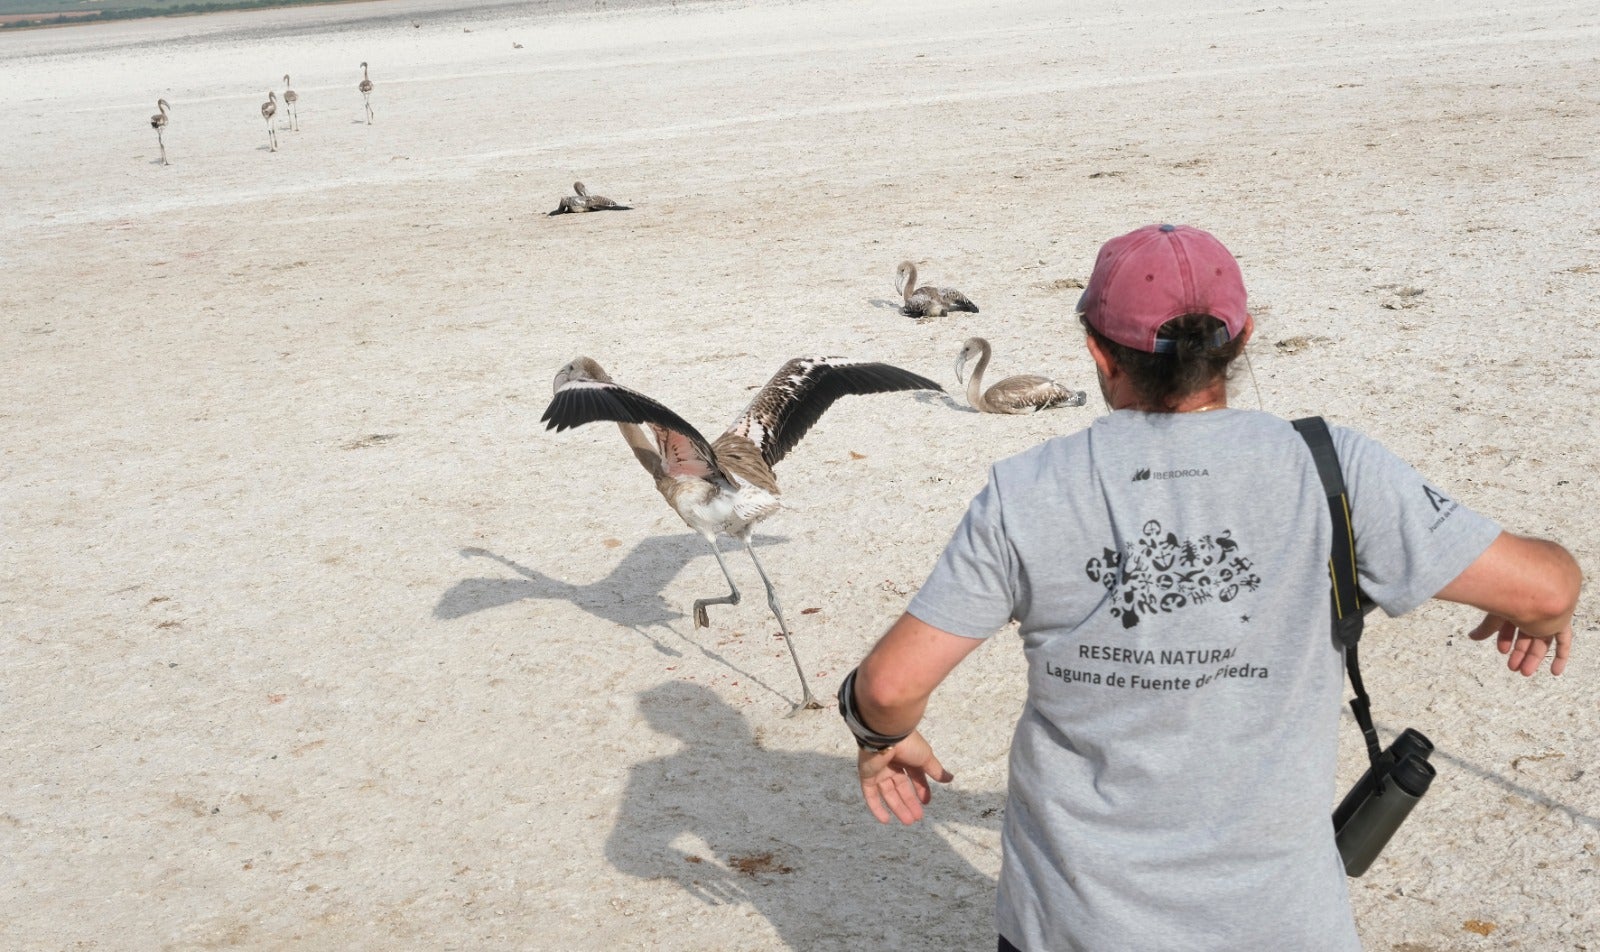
[548, 181, 632, 215]
[955, 337, 1086, 414]
[896, 261, 979, 318]
[541, 356, 942, 711]
[150, 98, 170, 165]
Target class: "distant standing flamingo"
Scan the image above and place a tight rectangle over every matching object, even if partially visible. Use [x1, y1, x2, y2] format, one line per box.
[260, 91, 279, 151]
[954, 337, 1087, 414]
[149, 98, 170, 165]
[541, 356, 942, 711]
[282, 74, 299, 131]
[896, 261, 979, 318]
[358, 62, 374, 124]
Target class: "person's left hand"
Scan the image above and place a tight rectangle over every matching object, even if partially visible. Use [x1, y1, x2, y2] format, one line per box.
[1469, 612, 1574, 676]
[858, 730, 954, 825]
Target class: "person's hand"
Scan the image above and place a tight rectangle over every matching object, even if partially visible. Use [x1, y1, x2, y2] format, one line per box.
[858, 729, 953, 825]
[1469, 612, 1573, 676]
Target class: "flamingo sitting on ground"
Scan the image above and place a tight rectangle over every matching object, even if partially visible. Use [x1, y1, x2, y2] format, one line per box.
[895, 261, 979, 318]
[548, 181, 632, 215]
[955, 337, 1086, 414]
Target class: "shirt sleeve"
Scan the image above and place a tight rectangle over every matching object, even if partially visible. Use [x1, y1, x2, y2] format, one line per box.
[906, 470, 1019, 639]
[1331, 425, 1501, 617]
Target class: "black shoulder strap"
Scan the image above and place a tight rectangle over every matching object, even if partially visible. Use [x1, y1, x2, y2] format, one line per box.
[1292, 416, 1383, 773]
[1291, 416, 1367, 647]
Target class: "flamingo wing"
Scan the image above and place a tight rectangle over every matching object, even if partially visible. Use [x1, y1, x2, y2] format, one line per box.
[936, 286, 979, 313]
[727, 357, 942, 468]
[542, 377, 718, 479]
[985, 375, 1086, 413]
[903, 288, 944, 318]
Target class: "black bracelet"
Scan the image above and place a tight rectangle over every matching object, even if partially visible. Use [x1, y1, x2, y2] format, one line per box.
[838, 667, 912, 751]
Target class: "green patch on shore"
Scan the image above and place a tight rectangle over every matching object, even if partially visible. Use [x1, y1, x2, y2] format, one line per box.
[0, 0, 351, 29]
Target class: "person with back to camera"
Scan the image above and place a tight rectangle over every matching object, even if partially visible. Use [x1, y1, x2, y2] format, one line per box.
[837, 223, 1582, 951]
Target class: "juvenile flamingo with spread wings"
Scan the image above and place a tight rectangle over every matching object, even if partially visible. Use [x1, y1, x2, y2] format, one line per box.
[542, 356, 941, 710]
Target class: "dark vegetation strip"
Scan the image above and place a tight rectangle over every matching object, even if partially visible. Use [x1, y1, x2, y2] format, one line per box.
[0, 0, 362, 29]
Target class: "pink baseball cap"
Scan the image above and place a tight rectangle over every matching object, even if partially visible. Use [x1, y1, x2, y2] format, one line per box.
[1077, 224, 1249, 353]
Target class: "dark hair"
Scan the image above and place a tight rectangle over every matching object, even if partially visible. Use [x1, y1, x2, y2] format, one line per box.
[1081, 313, 1247, 412]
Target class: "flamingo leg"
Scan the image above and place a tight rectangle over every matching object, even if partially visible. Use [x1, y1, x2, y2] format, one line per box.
[742, 537, 821, 712]
[692, 541, 741, 629]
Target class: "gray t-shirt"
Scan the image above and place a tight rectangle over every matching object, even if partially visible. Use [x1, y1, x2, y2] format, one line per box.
[907, 409, 1500, 952]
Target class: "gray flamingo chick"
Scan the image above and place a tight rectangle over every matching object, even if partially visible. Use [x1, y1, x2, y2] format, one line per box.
[549, 181, 632, 215]
[896, 261, 979, 318]
[956, 337, 1086, 414]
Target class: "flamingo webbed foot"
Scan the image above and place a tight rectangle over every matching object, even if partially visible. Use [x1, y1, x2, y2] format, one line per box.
[785, 692, 825, 716]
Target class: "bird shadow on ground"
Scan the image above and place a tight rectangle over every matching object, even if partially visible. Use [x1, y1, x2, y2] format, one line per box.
[865, 297, 910, 314]
[914, 390, 973, 413]
[606, 682, 1003, 950]
[436, 535, 792, 686]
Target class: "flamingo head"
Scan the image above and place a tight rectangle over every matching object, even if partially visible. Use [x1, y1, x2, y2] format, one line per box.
[895, 261, 916, 298]
[572, 181, 589, 197]
[955, 337, 986, 385]
[553, 356, 611, 393]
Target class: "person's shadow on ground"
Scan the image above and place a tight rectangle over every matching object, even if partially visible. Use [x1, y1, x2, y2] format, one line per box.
[607, 683, 1003, 950]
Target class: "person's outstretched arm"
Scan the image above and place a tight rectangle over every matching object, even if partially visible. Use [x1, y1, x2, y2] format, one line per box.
[1435, 531, 1582, 675]
[851, 612, 984, 824]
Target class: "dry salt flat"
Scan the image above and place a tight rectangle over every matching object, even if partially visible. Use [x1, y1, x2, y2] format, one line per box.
[2, 0, 1597, 948]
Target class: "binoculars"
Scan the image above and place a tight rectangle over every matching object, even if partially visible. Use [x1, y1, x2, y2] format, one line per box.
[1332, 728, 1436, 876]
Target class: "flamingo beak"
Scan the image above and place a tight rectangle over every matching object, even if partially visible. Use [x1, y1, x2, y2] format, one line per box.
[954, 353, 967, 386]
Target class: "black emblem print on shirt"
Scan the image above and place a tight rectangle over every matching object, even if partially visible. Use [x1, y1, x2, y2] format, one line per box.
[1083, 519, 1263, 629]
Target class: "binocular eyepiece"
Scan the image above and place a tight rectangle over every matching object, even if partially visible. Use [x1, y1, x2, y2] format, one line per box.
[1332, 728, 1436, 876]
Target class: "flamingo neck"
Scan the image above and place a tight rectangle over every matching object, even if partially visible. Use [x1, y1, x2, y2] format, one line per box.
[900, 266, 917, 303]
[616, 422, 665, 479]
[966, 343, 992, 411]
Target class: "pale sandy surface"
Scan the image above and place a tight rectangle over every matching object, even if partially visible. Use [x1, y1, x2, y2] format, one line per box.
[3, 0, 1599, 948]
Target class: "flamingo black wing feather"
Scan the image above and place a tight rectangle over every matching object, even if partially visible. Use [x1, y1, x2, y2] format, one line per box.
[730, 358, 943, 468]
[542, 378, 717, 466]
